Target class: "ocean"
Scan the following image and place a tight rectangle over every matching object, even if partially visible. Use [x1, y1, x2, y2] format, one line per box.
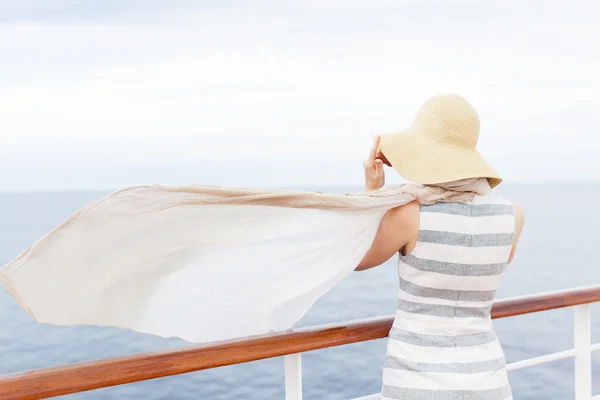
[0, 184, 599, 399]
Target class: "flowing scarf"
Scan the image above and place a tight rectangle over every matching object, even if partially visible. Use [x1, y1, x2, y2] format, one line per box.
[0, 179, 491, 343]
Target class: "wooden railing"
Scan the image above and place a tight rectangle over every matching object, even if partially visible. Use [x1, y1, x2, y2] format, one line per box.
[1, 286, 599, 400]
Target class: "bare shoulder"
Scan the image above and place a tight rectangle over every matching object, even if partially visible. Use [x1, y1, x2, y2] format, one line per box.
[392, 200, 420, 220]
[388, 200, 420, 243]
[389, 200, 420, 231]
[355, 200, 420, 271]
[377, 200, 419, 240]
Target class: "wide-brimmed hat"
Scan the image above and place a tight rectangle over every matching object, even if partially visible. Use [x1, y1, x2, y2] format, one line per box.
[378, 94, 502, 188]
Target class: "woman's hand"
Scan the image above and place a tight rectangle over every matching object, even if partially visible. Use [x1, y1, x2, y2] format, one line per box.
[364, 135, 388, 192]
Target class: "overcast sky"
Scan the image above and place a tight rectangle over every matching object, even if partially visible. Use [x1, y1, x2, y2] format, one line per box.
[1, 1, 599, 190]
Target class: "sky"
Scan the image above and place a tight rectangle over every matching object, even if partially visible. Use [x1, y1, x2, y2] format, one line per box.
[1, 0, 599, 190]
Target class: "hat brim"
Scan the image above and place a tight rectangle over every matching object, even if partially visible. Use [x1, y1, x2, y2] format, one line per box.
[378, 131, 502, 188]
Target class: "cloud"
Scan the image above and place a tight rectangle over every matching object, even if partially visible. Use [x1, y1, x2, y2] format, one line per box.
[0, 1, 227, 23]
[1, 1, 599, 189]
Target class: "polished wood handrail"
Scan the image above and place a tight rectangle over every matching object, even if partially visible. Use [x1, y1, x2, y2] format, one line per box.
[1, 285, 599, 400]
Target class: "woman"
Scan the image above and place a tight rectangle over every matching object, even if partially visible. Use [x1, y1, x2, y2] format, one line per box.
[357, 94, 524, 400]
[0, 94, 524, 395]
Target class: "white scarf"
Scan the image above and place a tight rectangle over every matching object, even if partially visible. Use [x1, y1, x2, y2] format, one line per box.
[0, 179, 490, 343]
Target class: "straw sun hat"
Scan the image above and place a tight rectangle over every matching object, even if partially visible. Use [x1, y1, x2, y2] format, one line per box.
[378, 94, 502, 188]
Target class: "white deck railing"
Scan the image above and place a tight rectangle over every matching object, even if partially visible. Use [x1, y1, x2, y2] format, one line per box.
[1, 286, 599, 400]
[286, 302, 600, 400]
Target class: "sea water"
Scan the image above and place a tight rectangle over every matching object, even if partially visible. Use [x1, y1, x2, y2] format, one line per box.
[0, 185, 598, 399]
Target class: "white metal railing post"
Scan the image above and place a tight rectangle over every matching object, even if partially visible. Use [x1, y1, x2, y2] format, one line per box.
[284, 354, 303, 400]
[574, 304, 592, 400]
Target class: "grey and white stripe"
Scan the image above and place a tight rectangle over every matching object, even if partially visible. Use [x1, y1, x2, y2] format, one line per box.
[418, 230, 514, 247]
[382, 385, 513, 400]
[382, 194, 514, 399]
[389, 327, 498, 347]
[384, 356, 506, 373]
[400, 254, 507, 276]
[399, 277, 496, 302]
[398, 298, 492, 319]
[421, 202, 514, 217]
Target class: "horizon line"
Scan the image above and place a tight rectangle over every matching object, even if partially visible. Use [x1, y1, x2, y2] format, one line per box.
[1, 181, 599, 194]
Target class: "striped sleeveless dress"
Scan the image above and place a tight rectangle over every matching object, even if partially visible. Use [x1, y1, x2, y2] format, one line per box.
[381, 193, 514, 400]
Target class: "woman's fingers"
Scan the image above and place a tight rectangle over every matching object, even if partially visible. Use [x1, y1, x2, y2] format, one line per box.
[368, 135, 380, 164]
[364, 160, 382, 179]
[364, 141, 386, 191]
[364, 136, 387, 189]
